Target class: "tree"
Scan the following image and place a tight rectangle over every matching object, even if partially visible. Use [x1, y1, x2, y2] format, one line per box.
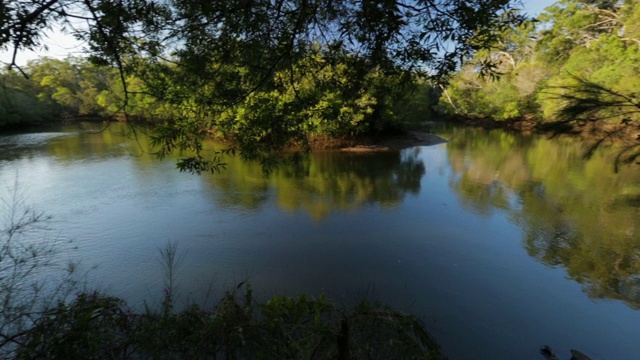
[437, 0, 640, 137]
[541, 74, 640, 169]
[1, 0, 527, 172]
[436, 19, 550, 120]
[27, 56, 112, 116]
[0, 66, 59, 126]
[532, 0, 640, 166]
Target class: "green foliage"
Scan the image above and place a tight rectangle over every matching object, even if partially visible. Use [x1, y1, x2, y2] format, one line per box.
[2, 0, 526, 167]
[0, 70, 57, 127]
[392, 80, 440, 126]
[257, 293, 336, 358]
[0, 56, 175, 129]
[18, 287, 445, 359]
[439, 64, 541, 121]
[28, 57, 108, 116]
[439, 0, 640, 134]
[20, 292, 134, 359]
[145, 46, 423, 173]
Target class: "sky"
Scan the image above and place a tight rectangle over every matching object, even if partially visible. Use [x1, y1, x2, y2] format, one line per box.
[522, 0, 557, 16]
[1, 0, 558, 67]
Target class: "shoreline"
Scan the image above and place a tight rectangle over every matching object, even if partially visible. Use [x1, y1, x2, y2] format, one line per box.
[306, 130, 448, 153]
[452, 115, 640, 146]
[339, 131, 448, 152]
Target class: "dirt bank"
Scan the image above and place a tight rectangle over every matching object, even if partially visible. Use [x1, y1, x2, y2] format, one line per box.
[307, 131, 448, 152]
[341, 131, 448, 152]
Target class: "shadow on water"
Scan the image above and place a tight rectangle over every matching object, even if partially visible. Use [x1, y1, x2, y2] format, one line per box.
[438, 126, 640, 309]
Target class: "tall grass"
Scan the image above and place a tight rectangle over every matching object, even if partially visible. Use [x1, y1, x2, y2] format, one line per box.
[0, 179, 81, 358]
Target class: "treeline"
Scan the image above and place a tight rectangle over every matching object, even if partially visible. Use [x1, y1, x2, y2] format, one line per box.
[0, 56, 169, 128]
[3, 1, 639, 140]
[439, 0, 640, 125]
[0, 52, 434, 132]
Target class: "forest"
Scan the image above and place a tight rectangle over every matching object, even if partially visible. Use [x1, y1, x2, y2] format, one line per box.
[2, 0, 638, 171]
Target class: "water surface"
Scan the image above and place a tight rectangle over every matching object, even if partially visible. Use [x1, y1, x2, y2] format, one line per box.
[1, 123, 639, 359]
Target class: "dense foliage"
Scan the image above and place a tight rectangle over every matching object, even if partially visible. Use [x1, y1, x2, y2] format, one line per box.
[1, 0, 528, 171]
[437, 0, 640, 166]
[19, 289, 444, 359]
[3, 1, 639, 165]
[0, 66, 58, 127]
[440, 0, 640, 124]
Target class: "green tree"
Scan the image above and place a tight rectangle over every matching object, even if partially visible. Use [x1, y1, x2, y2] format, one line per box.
[437, 0, 640, 149]
[28, 57, 111, 116]
[533, 0, 640, 163]
[0, 68, 57, 127]
[2, 0, 527, 171]
[437, 21, 544, 120]
[526, 0, 639, 120]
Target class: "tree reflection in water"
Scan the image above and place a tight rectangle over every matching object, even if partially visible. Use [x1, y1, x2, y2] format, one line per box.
[441, 126, 640, 308]
[203, 149, 426, 220]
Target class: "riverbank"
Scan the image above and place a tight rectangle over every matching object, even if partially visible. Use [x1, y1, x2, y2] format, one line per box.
[452, 115, 640, 146]
[307, 131, 448, 152]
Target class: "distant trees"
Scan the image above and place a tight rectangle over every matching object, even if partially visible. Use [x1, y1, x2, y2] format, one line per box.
[1, 57, 114, 126]
[0, 68, 54, 127]
[30, 57, 108, 116]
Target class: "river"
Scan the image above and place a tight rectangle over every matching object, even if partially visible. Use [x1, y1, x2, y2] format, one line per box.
[1, 122, 639, 359]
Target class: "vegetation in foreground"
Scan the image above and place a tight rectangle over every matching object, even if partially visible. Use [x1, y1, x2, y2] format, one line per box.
[0, 187, 443, 359]
[19, 289, 444, 359]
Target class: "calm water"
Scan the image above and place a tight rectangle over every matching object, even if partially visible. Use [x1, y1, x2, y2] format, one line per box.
[1, 122, 639, 359]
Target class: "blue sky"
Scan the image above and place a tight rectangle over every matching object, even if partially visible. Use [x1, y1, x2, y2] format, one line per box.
[523, 0, 557, 16]
[2, 0, 559, 67]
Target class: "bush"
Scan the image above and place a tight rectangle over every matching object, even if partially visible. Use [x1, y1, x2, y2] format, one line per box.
[19, 286, 445, 359]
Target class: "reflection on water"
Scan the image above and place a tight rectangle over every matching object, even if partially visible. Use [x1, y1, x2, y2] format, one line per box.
[4, 122, 639, 308]
[0, 124, 144, 163]
[2, 122, 640, 359]
[439, 126, 640, 308]
[204, 149, 425, 219]
[18, 123, 428, 220]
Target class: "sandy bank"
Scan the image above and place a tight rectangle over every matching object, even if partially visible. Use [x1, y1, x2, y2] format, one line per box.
[340, 131, 448, 152]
